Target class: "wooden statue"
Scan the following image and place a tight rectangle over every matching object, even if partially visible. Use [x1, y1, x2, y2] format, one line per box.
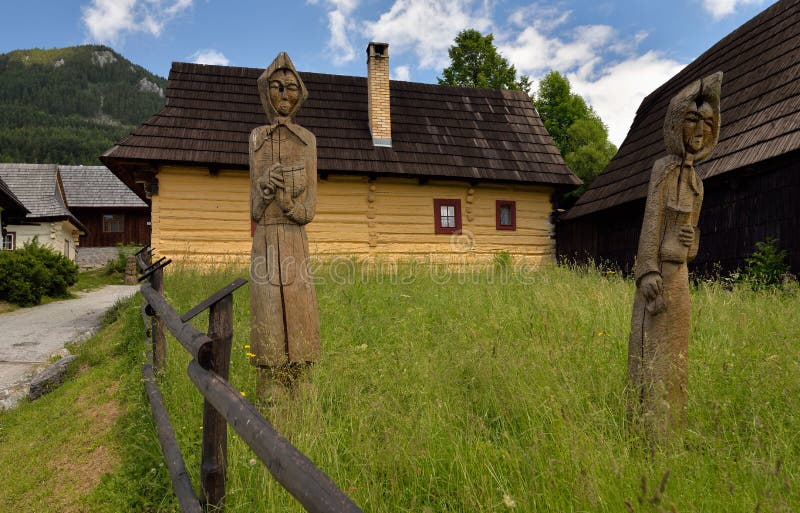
[250, 52, 320, 402]
[628, 71, 722, 442]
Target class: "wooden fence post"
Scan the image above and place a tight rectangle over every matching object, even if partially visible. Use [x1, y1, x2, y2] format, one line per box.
[151, 265, 167, 372]
[201, 293, 234, 510]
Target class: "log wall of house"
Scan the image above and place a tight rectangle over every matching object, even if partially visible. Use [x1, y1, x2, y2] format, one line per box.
[152, 166, 557, 265]
[72, 208, 151, 247]
[556, 152, 800, 275]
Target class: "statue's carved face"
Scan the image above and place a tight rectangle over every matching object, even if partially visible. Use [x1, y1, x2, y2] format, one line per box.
[682, 101, 715, 155]
[268, 69, 300, 116]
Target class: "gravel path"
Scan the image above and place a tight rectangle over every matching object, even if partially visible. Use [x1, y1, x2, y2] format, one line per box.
[0, 285, 139, 409]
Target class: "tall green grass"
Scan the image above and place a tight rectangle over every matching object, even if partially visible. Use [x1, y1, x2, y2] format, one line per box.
[114, 262, 799, 512]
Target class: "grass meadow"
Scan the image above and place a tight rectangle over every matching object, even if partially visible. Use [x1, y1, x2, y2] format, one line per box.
[113, 261, 799, 512]
[4, 262, 795, 511]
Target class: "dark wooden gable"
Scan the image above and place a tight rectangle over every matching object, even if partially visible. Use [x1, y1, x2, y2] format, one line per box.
[564, 0, 800, 220]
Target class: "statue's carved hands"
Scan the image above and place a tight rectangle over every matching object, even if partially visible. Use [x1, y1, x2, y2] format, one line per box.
[257, 164, 285, 200]
[639, 272, 663, 302]
[276, 186, 294, 213]
[679, 225, 695, 247]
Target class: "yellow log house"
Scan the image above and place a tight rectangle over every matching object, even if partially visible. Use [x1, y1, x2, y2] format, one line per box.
[103, 43, 580, 266]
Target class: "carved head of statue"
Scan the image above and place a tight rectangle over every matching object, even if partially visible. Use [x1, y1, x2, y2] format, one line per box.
[663, 71, 722, 163]
[258, 52, 308, 124]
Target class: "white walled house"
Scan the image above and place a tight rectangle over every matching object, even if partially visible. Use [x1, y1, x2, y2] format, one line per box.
[1, 176, 29, 250]
[0, 164, 86, 259]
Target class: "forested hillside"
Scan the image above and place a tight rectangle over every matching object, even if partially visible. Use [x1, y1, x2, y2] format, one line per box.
[0, 45, 166, 165]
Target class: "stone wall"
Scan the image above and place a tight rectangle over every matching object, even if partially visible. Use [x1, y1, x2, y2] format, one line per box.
[76, 246, 141, 270]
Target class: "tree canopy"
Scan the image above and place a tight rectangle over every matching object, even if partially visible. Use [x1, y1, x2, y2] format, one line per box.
[438, 29, 530, 94]
[533, 71, 617, 197]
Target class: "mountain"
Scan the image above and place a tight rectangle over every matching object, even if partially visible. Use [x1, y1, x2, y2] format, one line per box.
[0, 45, 166, 165]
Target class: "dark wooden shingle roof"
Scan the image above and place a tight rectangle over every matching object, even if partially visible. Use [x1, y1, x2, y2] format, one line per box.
[102, 62, 579, 187]
[564, 0, 800, 220]
[59, 165, 148, 208]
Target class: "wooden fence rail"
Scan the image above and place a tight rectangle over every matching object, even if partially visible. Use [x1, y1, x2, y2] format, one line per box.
[143, 362, 203, 513]
[135, 247, 363, 513]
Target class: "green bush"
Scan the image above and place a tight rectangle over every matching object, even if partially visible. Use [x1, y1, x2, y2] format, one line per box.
[0, 250, 49, 306]
[0, 239, 79, 305]
[105, 251, 128, 275]
[743, 237, 791, 289]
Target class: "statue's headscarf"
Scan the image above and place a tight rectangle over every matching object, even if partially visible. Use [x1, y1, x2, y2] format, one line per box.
[663, 71, 723, 163]
[257, 52, 308, 125]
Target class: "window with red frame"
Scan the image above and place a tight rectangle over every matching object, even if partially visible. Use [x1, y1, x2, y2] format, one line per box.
[496, 200, 516, 230]
[433, 199, 462, 234]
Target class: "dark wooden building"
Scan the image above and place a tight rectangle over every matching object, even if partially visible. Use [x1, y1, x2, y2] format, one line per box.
[558, 0, 800, 274]
[59, 165, 150, 247]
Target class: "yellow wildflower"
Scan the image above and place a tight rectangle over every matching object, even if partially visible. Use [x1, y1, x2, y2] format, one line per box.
[246, 352, 256, 358]
[243, 344, 251, 349]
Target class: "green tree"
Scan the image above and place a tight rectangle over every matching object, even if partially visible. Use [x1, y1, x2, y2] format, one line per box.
[563, 118, 617, 187]
[439, 29, 530, 94]
[534, 71, 617, 197]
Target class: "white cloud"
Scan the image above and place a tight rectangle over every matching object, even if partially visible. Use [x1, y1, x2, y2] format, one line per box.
[363, 0, 494, 70]
[82, 0, 193, 44]
[190, 49, 230, 66]
[498, 5, 617, 79]
[328, 9, 356, 64]
[494, 4, 685, 146]
[701, 0, 765, 19]
[507, 3, 570, 30]
[569, 52, 685, 146]
[311, 0, 361, 64]
[318, 0, 685, 146]
[392, 65, 411, 81]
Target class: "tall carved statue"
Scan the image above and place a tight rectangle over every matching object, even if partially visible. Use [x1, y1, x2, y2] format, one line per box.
[628, 71, 722, 442]
[250, 52, 320, 402]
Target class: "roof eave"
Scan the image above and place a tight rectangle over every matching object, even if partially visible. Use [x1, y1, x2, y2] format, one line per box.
[103, 153, 580, 188]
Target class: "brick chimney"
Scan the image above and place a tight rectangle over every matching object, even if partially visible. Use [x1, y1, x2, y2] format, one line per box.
[367, 42, 391, 147]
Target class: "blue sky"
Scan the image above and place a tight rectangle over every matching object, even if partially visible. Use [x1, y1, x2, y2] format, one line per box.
[1, 0, 774, 145]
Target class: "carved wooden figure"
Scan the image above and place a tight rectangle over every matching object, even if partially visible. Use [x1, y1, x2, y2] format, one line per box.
[250, 53, 320, 402]
[628, 72, 722, 442]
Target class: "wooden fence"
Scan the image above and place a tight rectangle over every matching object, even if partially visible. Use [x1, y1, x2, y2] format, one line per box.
[135, 246, 363, 513]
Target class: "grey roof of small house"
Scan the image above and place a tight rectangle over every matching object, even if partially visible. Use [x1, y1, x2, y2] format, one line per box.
[0, 164, 86, 231]
[59, 165, 148, 208]
[0, 175, 28, 214]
